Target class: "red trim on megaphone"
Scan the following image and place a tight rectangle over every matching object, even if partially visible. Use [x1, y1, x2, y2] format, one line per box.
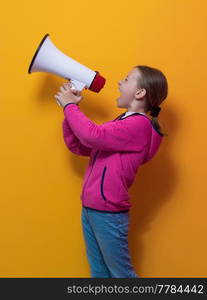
[89, 71, 106, 93]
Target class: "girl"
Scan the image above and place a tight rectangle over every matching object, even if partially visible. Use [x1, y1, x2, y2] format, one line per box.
[54, 65, 168, 278]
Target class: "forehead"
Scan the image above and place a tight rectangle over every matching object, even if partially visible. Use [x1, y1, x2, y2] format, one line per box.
[127, 68, 139, 79]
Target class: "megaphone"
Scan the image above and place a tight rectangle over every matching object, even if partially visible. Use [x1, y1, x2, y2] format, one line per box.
[28, 33, 106, 106]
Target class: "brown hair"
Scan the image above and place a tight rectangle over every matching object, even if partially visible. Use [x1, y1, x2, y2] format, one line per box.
[134, 65, 168, 136]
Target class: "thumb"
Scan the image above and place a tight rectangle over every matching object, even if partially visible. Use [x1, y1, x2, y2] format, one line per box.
[76, 94, 83, 100]
[73, 89, 81, 95]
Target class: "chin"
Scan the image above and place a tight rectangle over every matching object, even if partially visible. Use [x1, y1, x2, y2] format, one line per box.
[116, 96, 126, 108]
[117, 102, 125, 108]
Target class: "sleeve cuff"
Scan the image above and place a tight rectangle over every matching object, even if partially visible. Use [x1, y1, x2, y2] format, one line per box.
[63, 102, 78, 111]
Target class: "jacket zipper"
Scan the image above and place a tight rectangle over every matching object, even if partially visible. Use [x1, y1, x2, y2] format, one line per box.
[100, 166, 107, 201]
[82, 150, 99, 205]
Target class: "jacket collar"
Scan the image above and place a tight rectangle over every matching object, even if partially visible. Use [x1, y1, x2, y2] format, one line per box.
[113, 112, 150, 121]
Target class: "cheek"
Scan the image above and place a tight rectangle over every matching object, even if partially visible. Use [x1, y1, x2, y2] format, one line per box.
[123, 88, 133, 98]
[122, 85, 130, 94]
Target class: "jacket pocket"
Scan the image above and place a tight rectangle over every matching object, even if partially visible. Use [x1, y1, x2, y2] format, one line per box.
[100, 166, 107, 201]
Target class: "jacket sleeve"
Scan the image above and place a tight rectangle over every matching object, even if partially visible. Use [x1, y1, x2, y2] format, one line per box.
[63, 103, 151, 152]
[62, 117, 92, 156]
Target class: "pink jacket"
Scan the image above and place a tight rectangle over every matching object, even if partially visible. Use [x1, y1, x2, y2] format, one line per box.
[62, 103, 163, 212]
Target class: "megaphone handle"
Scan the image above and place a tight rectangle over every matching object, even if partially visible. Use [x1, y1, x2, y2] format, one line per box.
[67, 78, 86, 91]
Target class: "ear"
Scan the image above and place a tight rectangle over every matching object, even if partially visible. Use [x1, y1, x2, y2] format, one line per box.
[135, 88, 146, 99]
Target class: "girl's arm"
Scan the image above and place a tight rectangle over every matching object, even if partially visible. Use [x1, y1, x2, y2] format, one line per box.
[63, 104, 152, 152]
[62, 117, 92, 156]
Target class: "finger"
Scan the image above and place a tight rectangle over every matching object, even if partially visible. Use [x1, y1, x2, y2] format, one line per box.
[63, 82, 70, 88]
[60, 86, 66, 92]
[63, 82, 71, 89]
[63, 84, 72, 92]
[72, 89, 79, 93]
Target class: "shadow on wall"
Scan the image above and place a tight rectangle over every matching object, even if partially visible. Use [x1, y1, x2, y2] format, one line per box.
[129, 106, 179, 276]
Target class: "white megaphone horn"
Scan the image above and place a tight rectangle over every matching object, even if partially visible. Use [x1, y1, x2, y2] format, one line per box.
[28, 33, 106, 106]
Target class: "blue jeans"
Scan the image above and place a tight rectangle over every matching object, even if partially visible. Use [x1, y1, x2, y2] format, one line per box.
[81, 206, 139, 278]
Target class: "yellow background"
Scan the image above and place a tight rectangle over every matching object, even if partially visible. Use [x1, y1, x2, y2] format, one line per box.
[1, 0, 206, 277]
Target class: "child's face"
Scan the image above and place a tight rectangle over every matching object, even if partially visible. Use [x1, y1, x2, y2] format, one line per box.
[117, 68, 144, 109]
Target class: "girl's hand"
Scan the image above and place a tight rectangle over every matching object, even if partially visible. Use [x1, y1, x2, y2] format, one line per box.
[54, 82, 83, 107]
